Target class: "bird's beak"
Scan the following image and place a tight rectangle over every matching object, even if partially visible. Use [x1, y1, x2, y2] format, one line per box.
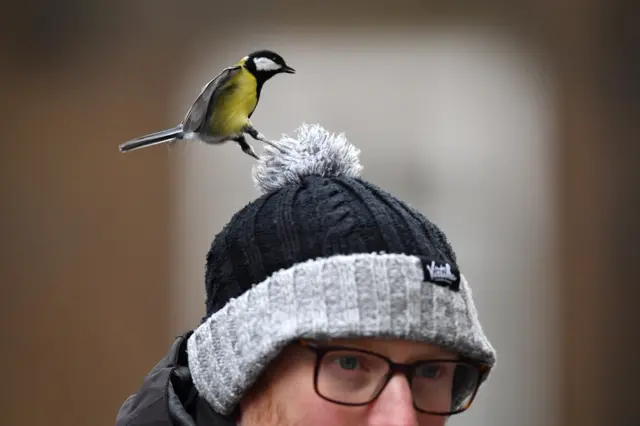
[282, 65, 296, 74]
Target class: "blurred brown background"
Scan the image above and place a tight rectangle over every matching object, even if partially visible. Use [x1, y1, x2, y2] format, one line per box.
[0, 1, 637, 425]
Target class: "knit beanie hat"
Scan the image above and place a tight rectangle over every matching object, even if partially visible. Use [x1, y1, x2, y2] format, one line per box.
[186, 123, 496, 416]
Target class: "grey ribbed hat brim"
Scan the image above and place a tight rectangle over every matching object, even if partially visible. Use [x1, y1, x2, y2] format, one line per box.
[187, 252, 496, 416]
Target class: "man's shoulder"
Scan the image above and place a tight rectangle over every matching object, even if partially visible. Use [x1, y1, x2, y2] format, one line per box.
[113, 331, 203, 425]
[115, 330, 237, 426]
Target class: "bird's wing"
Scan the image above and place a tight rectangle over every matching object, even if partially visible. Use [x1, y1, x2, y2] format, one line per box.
[181, 65, 241, 132]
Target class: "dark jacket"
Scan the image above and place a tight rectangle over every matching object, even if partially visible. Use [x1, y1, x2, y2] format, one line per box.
[115, 331, 235, 426]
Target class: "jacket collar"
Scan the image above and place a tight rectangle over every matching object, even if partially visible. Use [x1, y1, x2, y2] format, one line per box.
[115, 331, 236, 426]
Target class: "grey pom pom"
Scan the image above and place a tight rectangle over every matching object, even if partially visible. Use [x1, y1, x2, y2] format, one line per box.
[252, 123, 363, 195]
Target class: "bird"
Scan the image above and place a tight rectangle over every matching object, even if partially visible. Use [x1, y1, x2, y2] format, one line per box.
[118, 49, 295, 159]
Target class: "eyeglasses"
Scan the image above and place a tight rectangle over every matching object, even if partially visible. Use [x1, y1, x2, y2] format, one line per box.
[297, 340, 490, 416]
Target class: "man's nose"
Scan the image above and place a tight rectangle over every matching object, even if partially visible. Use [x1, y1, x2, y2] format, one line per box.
[368, 374, 419, 426]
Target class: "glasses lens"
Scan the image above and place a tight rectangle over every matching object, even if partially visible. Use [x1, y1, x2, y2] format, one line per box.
[316, 350, 390, 404]
[411, 361, 480, 414]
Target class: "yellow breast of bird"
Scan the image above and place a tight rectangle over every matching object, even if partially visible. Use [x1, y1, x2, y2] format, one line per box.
[208, 68, 258, 136]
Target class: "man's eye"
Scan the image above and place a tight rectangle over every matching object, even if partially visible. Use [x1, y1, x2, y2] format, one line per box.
[416, 364, 442, 379]
[336, 356, 360, 370]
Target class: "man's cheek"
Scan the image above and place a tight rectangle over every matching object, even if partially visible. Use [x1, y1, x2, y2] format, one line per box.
[289, 395, 367, 426]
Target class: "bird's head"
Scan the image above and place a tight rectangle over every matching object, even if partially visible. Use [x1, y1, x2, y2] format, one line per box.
[241, 50, 295, 81]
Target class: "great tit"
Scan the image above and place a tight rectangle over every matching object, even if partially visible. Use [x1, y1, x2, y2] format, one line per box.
[118, 50, 295, 159]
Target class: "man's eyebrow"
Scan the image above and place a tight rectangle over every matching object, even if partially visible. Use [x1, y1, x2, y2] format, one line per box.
[406, 352, 460, 363]
[311, 339, 460, 361]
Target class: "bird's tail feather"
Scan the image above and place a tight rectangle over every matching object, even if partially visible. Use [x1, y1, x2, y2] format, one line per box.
[119, 126, 183, 153]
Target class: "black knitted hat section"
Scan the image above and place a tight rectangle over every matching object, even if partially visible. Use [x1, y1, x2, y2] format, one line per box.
[203, 175, 457, 318]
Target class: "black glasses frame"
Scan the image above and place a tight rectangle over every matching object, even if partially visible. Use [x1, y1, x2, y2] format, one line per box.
[298, 340, 490, 416]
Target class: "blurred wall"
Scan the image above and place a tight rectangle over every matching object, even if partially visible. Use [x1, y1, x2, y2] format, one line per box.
[0, 6, 183, 425]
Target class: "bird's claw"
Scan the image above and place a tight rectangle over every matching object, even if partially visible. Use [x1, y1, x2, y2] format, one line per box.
[244, 147, 260, 160]
[245, 125, 286, 154]
[258, 136, 286, 154]
[237, 135, 260, 160]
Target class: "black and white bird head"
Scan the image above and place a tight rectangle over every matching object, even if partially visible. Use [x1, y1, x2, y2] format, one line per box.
[243, 50, 296, 81]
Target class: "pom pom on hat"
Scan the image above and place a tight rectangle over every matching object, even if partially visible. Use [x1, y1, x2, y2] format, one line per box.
[252, 123, 363, 195]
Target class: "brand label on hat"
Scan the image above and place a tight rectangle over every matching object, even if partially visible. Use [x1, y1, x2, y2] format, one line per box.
[419, 257, 461, 291]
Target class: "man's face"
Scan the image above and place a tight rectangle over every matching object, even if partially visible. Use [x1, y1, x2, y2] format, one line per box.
[238, 338, 461, 426]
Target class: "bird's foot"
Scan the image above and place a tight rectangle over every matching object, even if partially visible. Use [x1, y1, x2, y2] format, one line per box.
[245, 147, 260, 160]
[245, 126, 286, 154]
[237, 136, 260, 160]
[260, 137, 287, 154]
